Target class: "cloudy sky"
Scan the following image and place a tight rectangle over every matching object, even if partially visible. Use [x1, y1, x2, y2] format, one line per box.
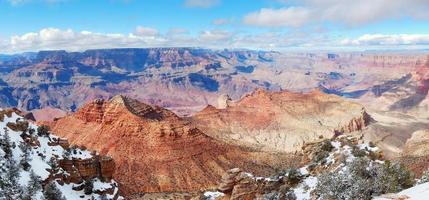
[1, 0, 429, 53]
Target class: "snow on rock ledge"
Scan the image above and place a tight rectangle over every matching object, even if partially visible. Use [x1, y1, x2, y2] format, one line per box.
[0, 108, 122, 199]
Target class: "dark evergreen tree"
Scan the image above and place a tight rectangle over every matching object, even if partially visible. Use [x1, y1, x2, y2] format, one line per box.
[0, 128, 23, 199]
[2, 127, 13, 159]
[84, 179, 94, 195]
[100, 194, 109, 200]
[62, 148, 71, 160]
[43, 182, 66, 200]
[48, 157, 59, 172]
[37, 125, 50, 137]
[28, 127, 35, 135]
[25, 170, 42, 198]
[19, 141, 32, 171]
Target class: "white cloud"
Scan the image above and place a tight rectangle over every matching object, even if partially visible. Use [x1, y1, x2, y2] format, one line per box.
[184, 0, 220, 8]
[243, 7, 312, 27]
[134, 26, 160, 37]
[310, 0, 429, 26]
[198, 30, 233, 43]
[3, 27, 429, 53]
[341, 34, 429, 46]
[2, 28, 231, 53]
[2, 27, 320, 53]
[7, 28, 147, 52]
[243, 0, 429, 27]
[166, 28, 189, 36]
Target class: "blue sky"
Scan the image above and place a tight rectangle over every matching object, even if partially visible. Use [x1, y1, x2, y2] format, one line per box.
[1, 0, 265, 36]
[1, 0, 429, 53]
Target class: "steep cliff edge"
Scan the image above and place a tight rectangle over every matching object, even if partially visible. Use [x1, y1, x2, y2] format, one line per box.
[192, 89, 373, 153]
[47, 95, 298, 195]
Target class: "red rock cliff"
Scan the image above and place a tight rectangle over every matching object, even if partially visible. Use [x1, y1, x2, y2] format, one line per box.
[48, 95, 296, 195]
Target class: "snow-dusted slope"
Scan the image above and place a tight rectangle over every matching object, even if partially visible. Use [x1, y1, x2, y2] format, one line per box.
[0, 109, 122, 199]
[206, 135, 418, 200]
[375, 182, 429, 200]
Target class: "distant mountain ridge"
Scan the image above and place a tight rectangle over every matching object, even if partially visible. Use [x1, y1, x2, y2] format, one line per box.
[0, 48, 277, 115]
[0, 48, 427, 121]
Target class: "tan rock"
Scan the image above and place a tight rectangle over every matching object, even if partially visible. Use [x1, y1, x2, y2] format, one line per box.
[192, 89, 373, 153]
[403, 130, 429, 157]
[218, 94, 233, 109]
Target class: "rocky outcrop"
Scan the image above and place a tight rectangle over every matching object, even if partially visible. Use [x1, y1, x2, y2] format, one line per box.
[0, 107, 35, 122]
[334, 109, 374, 135]
[207, 135, 388, 200]
[216, 168, 287, 200]
[100, 156, 115, 181]
[192, 89, 373, 153]
[400, 130, 429, 177]
[3, 109, 122, 199]
[217, 94, 233, 109]
[59, 155, 115, 183]
[47, 95, 298, 195]
[48, 137, 70, 149]
[402, 130, 429, 157]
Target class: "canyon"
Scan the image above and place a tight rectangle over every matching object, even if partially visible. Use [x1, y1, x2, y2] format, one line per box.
[0, 49, 427, 118]
[192, 89, 373, 153]
[46, 95, 300, 196]
[1, 48, 429, 199]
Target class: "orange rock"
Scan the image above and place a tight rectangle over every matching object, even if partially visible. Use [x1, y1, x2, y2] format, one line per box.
[48, 95, 296, 195]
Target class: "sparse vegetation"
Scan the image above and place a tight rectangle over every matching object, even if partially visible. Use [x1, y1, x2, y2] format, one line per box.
[419, 169, 429, 184]
[314, 157, 415, 200]
[43, 181, 66, 200]
[37, 125, 50, 137]
[351, 146, 367, 157]
[320, 140, 334, 152]
[283, 168, 303, 186]
[19, 141, 32, 171]
[312, 150, 329, 164]
[83, 179, 94, 195]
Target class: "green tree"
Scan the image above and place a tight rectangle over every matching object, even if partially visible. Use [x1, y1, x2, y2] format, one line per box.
[19, 141, 32, 171]
[37, 125, 50, 137]
[83, 179, 94, 195]
[43, 182, 66, 200]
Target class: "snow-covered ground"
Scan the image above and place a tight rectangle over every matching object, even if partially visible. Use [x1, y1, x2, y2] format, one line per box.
[0, 109, 122, 199]
[375, 182, 429, 200]
[203, 191, 225, 200]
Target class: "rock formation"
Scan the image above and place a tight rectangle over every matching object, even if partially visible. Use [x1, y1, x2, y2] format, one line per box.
[47, 95, 299, 195]
[58, 154, 115, 184]
[403, 130, 429, 157]
[192, 89, 373, 153]
[1, 48, 427, 119]
[217, 94, 233, 109]
[400, 130, 429, 177]
[0, 108, 121, 199]
[205, 134, 386, 200]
